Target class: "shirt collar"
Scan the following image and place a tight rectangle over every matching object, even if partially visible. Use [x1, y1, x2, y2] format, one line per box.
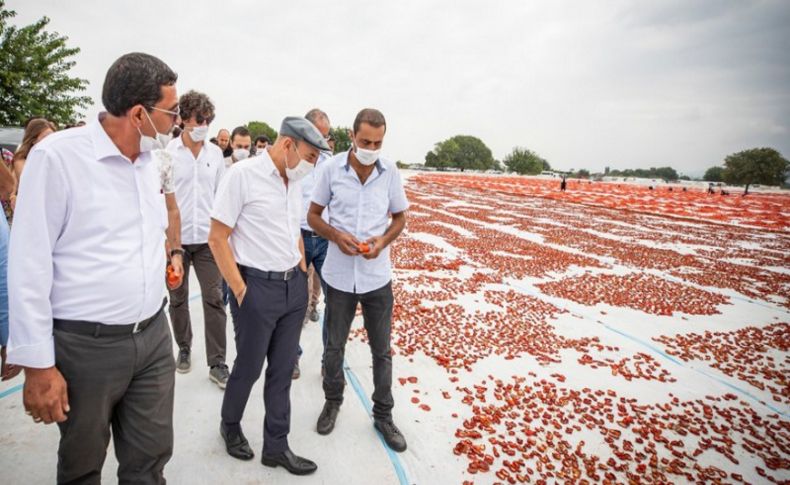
[342, 149, 385, 173]
[259, 150, 281, 177]
[91, 113, 127, 162]
[91, 113, 151, 165]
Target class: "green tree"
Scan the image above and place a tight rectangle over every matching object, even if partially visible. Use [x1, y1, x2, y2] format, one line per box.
[703, 166, 725, 182]
[503, 147, 547, 175]
[246, 121, 277, 143]
[0, 1, 91, 126]
[424, 135, 494, 171]
[722, 147, 790, 194]
[576, 169, 591, 179]
[329, 126, 351, 153]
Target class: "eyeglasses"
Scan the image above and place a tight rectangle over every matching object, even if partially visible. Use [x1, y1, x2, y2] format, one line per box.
[148, 105, 180, 121]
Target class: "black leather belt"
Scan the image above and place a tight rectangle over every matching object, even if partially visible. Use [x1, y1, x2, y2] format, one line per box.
[53, 299, 166, 338]
[301, 229, 321, 238]
[239, 264, 302, 281]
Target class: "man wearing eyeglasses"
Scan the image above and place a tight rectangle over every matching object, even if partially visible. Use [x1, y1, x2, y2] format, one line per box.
[165, 90, 229, 388]
[7, 52, 180, 483]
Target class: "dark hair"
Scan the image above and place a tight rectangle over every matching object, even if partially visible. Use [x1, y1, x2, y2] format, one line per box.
[353, 108, 386, 133]
[254, 135, 270, 145]
[179, 90, 215, 123]
[231, 126, 251, 142]
[101, 52, 178, 116]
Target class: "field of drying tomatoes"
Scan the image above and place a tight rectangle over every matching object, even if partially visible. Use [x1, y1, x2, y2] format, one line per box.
[377, 173, 789, 485]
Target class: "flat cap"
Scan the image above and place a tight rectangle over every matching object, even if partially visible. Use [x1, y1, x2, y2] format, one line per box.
[280, 116, 330, 151]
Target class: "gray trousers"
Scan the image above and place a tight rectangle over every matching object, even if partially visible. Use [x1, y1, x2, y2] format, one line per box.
[168, 243, 227, 367]
[54, 311, 175, 485]
[323, 282, 394, 420]
[221, 266, 308, 454]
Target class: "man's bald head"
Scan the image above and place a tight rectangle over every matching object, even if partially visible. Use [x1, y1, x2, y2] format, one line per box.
[216, 128, 230, 150]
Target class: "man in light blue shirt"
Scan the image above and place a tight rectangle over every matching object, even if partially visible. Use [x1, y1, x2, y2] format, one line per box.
[307, 108, 409, 452]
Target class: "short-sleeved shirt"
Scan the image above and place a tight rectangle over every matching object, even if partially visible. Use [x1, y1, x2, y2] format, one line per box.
[166, 136, 225, 244]
[212, 152, 302, 272]
[311, 151, 409, 294]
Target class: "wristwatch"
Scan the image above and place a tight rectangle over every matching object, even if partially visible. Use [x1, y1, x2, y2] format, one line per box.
[170, 248, 185, 258]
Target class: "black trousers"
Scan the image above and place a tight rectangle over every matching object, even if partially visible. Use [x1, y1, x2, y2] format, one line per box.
[323, 282, 395, 420]
[54, 311, 175, 485]
[168, 243, 227, 367]
[220, 266, 308, 454]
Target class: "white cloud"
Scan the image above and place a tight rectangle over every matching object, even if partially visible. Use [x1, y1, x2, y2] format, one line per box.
[7, 0, 789, 174]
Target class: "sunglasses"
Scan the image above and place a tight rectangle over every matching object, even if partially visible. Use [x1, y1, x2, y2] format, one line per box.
[194, 113, 215, 125]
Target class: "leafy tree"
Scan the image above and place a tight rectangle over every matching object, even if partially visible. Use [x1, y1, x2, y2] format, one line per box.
[329, 126, 351, 153]
[703, 166, 724, 182]
[576, 169, 591, 179]
[607, 166, 679, 181]
[722, 147, 789, 194]
[503, 147, 547, 175]
[0, 1, 91, 126]
[425, 135, 495, 171]
[246, 121, 277, 144]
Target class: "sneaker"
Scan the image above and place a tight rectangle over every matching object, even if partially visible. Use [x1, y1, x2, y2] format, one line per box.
[374, 418, 407, 452]
[176, 346, 191, 374]
[309, 308, 319, 322]
[316, 401, 340, 435]
[292, 359, 301, 380]
[210, 363, 230, 389]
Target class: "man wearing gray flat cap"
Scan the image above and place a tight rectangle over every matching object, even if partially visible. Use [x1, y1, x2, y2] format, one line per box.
[208, 116, 328, 475]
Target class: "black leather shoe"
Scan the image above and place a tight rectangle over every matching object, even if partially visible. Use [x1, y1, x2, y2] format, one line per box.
[261, 449, 317, 475]
[374, 418, 407, 452]
[316, 401, 340, 435]
[220, 422, 254, 460]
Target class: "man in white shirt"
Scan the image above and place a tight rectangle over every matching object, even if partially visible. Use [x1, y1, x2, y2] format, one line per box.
[223, 126, 253, 168]
[308, 108, 409, 453]
[165, 90, 229, 388]
[292, 108, 333, 380]
[208, 117, 329, 475]
[7, 52, 181, 484]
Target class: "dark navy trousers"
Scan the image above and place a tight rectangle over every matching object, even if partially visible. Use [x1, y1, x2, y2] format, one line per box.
[220, 265, 308, 454]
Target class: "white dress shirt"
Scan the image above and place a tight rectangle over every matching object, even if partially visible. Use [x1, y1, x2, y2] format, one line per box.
[311, 151, 409, 294]
[212, 152, 302, 272]
[8, 117, 168, 368]
[299, 150, 332, 231]
[167, 135, 225, 245]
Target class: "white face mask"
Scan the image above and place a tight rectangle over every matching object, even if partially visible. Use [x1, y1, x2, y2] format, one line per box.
[188, 125, 209, 142]
[138, 110, 173, 152]
[354, 145, 380, 166]
[233, 148, 250, 161]
[285, 142, 314, 181]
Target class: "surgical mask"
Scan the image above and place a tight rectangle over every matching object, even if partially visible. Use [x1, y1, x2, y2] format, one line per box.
[233, 148, 250, 161]
[354, 145, 380, 166]
[188, 125, 209, 142]
[138, 110, 173, 152]
[285, 143, 314, 181]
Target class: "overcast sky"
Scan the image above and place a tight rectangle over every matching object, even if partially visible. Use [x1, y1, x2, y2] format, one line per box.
[8, 0, 790, 175]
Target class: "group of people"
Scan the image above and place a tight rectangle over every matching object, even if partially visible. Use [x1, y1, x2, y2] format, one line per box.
[1, 51, 410, 482]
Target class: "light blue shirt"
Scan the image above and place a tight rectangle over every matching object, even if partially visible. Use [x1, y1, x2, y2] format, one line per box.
[0, 214, 8, 347]
[311, 151, 409, 294]
[299, 150, 332, 231]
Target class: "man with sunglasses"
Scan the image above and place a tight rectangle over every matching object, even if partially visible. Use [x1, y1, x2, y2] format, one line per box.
[7, 52, 180, 483]
[165, 90, 229, 388]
